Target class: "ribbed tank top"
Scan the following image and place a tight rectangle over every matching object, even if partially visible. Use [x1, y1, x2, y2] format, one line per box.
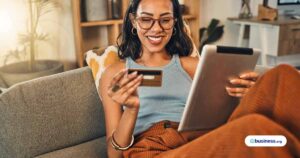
[126, 54, 192, 135]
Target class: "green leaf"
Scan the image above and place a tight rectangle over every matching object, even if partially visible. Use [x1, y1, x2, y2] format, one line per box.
[207, 19, 220, 35]
[206, 26, 224, 44]
[198, 19, 224, 54]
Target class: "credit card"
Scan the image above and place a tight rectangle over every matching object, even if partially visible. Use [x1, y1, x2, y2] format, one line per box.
[128, 69, 162, 87]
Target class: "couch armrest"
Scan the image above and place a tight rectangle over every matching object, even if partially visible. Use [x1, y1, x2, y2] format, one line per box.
[0, 67, 106, 158]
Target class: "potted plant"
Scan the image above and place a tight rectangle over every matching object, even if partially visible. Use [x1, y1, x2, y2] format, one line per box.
[199, 18, 224, 54]
[0, 0, 64, 88]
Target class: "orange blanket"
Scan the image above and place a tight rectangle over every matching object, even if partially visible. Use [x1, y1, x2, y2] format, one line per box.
[123, 64, 300, 158]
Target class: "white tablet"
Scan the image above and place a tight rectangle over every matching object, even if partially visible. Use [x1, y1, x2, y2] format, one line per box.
[178, 45, 260, 132]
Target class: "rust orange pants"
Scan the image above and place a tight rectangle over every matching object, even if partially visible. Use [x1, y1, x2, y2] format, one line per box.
[123, 65, 300, 158]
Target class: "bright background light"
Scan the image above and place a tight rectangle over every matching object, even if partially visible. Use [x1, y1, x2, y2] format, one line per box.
[0, 0, 77, 69]
[0, 11, 13, 34]
[0, 1, 27, 65]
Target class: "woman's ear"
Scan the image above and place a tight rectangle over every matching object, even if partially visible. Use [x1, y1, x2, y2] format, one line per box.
[129, 13, 137, 28]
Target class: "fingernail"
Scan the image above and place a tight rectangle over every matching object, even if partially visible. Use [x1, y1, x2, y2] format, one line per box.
[230, 79, 236, 83]
[240, 74, 246, 78]
[132, 71, 138, 75]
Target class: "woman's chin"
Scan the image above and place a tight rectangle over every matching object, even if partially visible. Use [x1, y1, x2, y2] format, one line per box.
[144, 44, 166, 53]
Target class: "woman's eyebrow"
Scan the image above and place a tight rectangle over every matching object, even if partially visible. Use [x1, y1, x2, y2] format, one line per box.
[140, 12, 153, 16]
[140, 12, 173, 16]
[160, 12, 172, 16]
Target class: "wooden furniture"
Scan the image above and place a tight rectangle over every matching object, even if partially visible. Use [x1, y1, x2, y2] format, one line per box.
[228, 16, 300, 66]
[72, 0, 200, 67]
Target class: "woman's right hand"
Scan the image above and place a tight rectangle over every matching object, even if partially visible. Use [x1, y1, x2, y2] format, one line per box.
[107, 69, 143, 110]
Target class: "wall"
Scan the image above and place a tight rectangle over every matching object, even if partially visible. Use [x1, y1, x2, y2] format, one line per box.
[1, 1, 299, 70]
[200, 0, 300, 66]
[199, 0, 273, 46]
[54, 0, 77, 70]
[200, 0, 241, 46]
[0, 0, 77, 70]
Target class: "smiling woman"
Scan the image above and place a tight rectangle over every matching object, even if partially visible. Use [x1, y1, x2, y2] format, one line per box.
[98, 1, 300, 158]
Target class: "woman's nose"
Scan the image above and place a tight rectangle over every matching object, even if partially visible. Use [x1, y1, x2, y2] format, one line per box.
[151, 20, 163, 32]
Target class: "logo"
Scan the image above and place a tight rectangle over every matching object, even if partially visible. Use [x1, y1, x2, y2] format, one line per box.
[245, 135, 287, 147]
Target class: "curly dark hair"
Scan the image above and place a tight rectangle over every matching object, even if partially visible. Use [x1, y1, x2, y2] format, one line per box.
[117, 0, 194, 60]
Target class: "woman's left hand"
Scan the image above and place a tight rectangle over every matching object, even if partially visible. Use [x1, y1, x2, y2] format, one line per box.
[226, 71, 259, 98]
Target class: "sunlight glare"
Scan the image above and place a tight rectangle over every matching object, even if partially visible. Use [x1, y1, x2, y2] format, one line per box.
[0, 11, 13, 34]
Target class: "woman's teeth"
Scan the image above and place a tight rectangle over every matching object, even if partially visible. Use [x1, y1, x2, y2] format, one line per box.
[148, 36, 162, 41]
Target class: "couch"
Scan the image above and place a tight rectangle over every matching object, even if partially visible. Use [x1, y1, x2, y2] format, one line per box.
[0, 67, 107, 158]
[0, 66, 269, 158]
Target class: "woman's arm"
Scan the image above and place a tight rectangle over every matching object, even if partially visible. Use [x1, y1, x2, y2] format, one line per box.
[180, 56, 199, 79]
[100, 62, 142, 158]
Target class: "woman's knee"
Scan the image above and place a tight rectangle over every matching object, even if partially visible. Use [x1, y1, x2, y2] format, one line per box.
[275, 64, 296, 73]
[233, 114, 277, 128]
[258, 64, 298, 85]
[268, 64, 298, 77]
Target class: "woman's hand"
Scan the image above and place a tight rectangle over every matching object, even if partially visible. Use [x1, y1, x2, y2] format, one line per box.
[107, 69, 143, 110]
[226, 71, 259, 98]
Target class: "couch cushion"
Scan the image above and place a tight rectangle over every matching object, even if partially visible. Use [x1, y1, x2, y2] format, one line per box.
[35, 137, 107, 158]
[0, 67, 106, 158]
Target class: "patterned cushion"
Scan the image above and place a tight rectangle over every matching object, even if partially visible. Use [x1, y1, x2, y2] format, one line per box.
[85, 45, 120, 99]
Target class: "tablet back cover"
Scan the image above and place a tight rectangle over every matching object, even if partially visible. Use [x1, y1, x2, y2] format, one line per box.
[178, 45, 259, 131]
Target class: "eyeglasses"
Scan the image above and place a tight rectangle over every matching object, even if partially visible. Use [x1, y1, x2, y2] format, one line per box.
[135, 17, 177, 30]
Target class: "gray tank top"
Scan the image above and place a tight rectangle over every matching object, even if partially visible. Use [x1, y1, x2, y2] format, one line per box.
[126, 54, 192, 135]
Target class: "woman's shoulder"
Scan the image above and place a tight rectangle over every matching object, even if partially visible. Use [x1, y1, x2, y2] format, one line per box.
[179, 56, 199, 64]
[179, 56, 199, 79]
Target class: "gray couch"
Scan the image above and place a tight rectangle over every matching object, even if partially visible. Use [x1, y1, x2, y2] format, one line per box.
[0, 66, 269, 158]
[0, 67, 107, 158]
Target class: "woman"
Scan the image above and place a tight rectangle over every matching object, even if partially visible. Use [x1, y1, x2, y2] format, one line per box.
[100, 0, 300, 158]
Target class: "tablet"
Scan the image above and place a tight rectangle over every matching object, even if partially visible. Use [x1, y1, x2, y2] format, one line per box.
[178, 45, 260, 132]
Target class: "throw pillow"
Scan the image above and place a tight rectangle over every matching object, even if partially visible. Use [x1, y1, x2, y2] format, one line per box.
[85, 45, 119, 99]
